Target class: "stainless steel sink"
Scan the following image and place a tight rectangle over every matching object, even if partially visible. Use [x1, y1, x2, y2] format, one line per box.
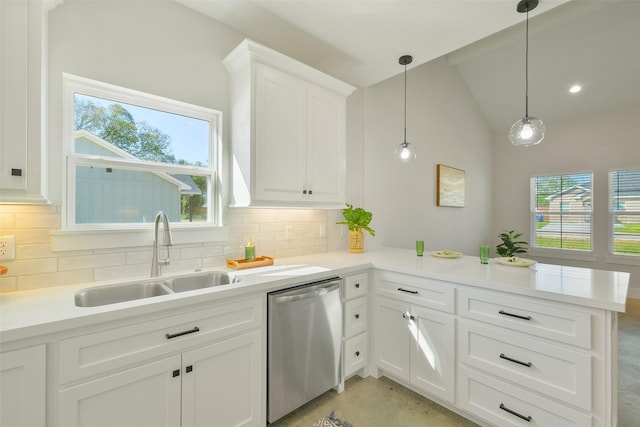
[74, 271, 239, 307]
[75, 281, 172, 307]
[164, 271, 237, 293]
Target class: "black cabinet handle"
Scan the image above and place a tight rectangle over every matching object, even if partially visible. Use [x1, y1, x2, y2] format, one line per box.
[500, 353, 533, 367]
[499, 310, 532, 321]
[166, 326, 200, 340]
[402, 312, 416, 321]
[355, 283, 360, 288]
[303, 189, 307, 194]
[186, 365, 193, 373]
[354, 313, 360, 319]
[309, 190, 313, 195]
[172, 369, 180, 377]
[355, 351, 360, 357]
[397, 287, 418, 294]
[499, 403, 532, 422]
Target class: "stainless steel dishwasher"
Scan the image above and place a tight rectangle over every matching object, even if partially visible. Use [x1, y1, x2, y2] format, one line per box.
[267, 277, 342, 424]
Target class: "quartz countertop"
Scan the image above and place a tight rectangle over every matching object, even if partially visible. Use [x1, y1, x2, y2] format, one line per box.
[0, 248, 629, 343]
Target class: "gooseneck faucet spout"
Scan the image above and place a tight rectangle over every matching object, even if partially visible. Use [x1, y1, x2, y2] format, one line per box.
[151, 211, 173, 277]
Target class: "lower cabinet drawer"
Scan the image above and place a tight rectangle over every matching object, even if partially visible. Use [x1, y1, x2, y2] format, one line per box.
[344, 297, 367, 337]
[59, 297, 263, 384]
[458, 289, 591, 348]
[458, 319, 591, 410]
[343, 333, 367, 377]
[458, 366, 592, 427]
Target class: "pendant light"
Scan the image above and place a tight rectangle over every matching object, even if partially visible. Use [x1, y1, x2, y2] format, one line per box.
[509, 0, 545, 147]
[395, 55, 417, 161]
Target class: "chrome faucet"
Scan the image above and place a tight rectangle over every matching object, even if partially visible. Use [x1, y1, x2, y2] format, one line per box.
[151, 211, 173, 277]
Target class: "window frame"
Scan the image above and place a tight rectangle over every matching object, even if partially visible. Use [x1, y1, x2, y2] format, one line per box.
[609, 168, 640, 260]
[530, 172, 594, 258]
[62, 73, 222, 231]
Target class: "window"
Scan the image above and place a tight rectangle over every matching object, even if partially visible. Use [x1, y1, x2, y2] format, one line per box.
[531, 173, 593, 252]
[63, 74, 221, 229]
[610, 169, 640, 256]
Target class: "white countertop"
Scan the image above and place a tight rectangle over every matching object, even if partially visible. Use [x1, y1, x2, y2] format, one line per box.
[0, 248, 630, 343]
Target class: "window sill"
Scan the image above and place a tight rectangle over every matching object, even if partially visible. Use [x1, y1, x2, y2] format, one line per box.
[52, 226, 229, 252]
[605, 255, 640, 267]
[529, 248, 597, 263]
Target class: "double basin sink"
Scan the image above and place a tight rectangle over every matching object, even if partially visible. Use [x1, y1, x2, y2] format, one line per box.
[75, 271, 239, 307]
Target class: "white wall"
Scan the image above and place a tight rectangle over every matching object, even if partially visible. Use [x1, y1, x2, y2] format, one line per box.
[493, 107, 640, 296]
[361, 57, 494, 254]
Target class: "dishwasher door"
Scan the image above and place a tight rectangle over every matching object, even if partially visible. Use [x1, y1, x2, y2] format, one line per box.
[267, 277, 342, 423]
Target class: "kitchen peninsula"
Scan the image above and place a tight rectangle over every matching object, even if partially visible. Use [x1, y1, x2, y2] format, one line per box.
[0, 248, 629, 427]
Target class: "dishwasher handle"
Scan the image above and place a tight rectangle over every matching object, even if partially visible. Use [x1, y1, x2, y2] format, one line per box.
[272, 281, 340, 303]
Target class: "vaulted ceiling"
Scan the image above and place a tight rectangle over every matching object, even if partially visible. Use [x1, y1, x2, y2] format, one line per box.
[177, 0, 640, 133]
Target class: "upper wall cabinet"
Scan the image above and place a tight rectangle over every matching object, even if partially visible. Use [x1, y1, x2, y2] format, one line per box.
[223, 39, 356, 207]
[0, 0, 48, 203]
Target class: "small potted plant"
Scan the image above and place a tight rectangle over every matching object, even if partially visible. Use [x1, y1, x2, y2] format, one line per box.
[336, 203, 375, 253]
[496, 230, 528, 259]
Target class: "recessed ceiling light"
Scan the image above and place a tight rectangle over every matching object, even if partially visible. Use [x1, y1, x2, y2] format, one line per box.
[569, 84, 582, 94]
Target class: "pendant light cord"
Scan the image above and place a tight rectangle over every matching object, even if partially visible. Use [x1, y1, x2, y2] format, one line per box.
[403, 61, 407, 143]
[524, 8, 530, 118]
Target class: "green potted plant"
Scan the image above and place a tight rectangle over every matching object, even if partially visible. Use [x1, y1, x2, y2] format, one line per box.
[496, 230, 528, 258]
[336, 203, 375, 253]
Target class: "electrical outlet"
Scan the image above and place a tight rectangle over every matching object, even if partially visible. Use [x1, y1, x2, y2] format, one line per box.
[0, 235, 16, 261]
[284, 225, 293, 240]
[319, 224, 326, 237]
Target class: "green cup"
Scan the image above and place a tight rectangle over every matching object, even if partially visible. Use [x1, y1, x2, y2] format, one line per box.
[416, 240, 424, 256]
[480, 245, 490, 264]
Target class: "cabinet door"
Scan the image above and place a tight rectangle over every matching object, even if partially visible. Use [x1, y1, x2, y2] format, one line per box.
[375, 297, 411, 382]
[182, 330, 263, 427]
[305, 85, 345, 203]
[58, 355, 181, 427]
[411, 306, 455, 404]
[0, 0, 45, 202]
[0, 345, 46, 427]
[254, 63, 307, 202]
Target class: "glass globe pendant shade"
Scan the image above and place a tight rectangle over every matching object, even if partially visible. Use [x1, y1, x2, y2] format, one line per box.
[509, 116, 545, 147]
[394, 141, 417, 162]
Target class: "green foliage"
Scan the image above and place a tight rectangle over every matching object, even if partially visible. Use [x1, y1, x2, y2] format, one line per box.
[336, 204, 375, 237]
[496, 230, 528, 257]
[74, 99, 175, 163]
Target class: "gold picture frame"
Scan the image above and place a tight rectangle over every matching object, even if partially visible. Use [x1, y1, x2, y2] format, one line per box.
[437, 164, 465, 207]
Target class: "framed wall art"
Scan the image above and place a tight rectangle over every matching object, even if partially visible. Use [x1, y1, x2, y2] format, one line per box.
[437, 164, 465, 207]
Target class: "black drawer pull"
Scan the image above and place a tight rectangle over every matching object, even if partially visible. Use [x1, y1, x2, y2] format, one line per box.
[397, 287, 418, 294]
[499, 403, 532, 422]
[354, 313, 360, 319]
[499, 310, 532, 321]
[172, 369, 180, 377]
[186, 365, 193, 373]
[166, 326, 200, 340]
[355, 351, 360, 357]
[355, 283, 360, 288]
[500, 353, 533, 367]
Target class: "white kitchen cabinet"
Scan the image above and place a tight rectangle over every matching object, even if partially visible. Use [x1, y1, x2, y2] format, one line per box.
[0, 0, 47, 203]
[58, 355, 182, 427]
[57, 297, 264, 427]
[0, 344, 46, 427]
[456, 288, 603, 426]
[374, 296, 455, 404]
[224, 39, 355, 207]
[341, 272, 369, 378]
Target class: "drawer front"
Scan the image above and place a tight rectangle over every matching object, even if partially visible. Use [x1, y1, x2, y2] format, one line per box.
[458, 366, 592, 427]
[458, 289, 591, 348]
[59, 297, 263, 384]
[344, 297, 367, 337]
[343, 272, 368, 300]
[375, 271, 454, 313]
[459, 319, 591, 410]
[343, 333, 367, 377]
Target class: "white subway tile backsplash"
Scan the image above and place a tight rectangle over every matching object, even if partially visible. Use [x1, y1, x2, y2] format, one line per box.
[0, 205, 332, 293]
